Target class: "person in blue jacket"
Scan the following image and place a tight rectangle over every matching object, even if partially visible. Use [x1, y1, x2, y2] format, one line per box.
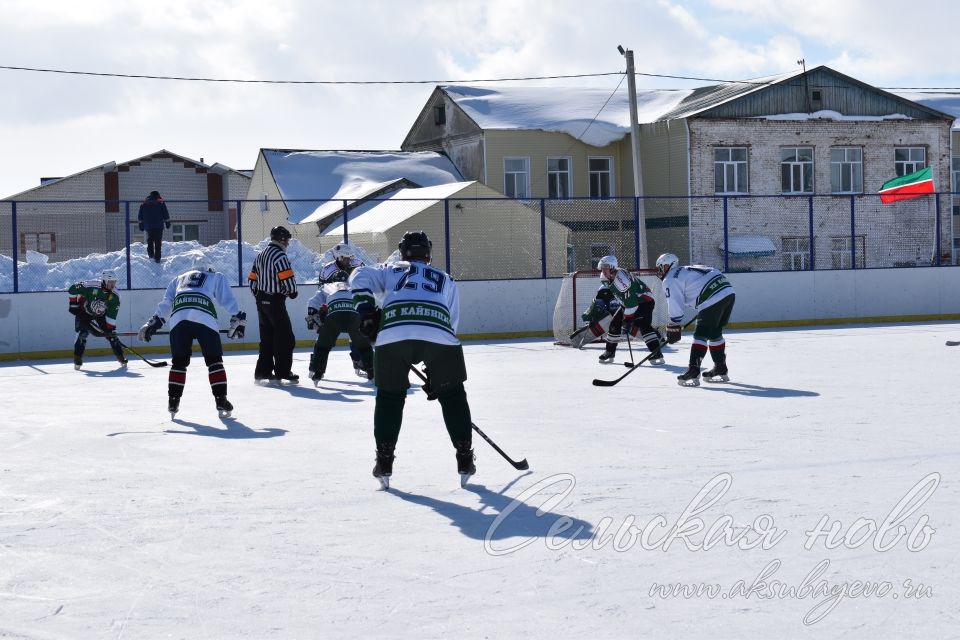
[137, 190, 171, 263]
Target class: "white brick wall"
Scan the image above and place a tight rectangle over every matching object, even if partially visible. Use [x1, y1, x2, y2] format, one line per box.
[687, 119, 953, 269]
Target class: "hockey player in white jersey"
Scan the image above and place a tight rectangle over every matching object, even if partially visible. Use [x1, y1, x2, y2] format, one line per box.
[305, 280, 374, 384]
[656, 253, 736, 387]
[349, 230, 475, 489]
[138, 258, 247, 417]
[317, 243, 369, 377]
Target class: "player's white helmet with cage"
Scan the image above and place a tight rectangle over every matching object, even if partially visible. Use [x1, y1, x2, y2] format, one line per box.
[101, 269, 118, 289]
[655, 253, 679, 280]
[332, 243, 355, 260]
[597, 255, 618, 271]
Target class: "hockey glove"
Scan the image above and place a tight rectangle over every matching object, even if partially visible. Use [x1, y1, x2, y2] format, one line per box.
[621, 315, 635, 338]
[666, 322, 682, 344]
[357, 303, 382, 342]
[228, 311, 247, 340]
[306, 307, 320, 331]
[421, 367, 438, 401]
[138, 315, 165, 342]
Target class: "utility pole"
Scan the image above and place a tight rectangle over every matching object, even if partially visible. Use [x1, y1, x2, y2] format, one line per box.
[619, 45, 649, 267]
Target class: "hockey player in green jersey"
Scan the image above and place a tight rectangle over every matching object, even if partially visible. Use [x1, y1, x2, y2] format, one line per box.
[597, 255, 664, 364]
[67, 269, 126, 369]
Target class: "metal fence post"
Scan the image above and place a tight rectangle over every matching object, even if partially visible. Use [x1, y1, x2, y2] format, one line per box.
[124, 201, 132, 289]
[849, 195, 856, 270]
[540, 199, 547, 279]
[444, 198, 451, 274]
[805, 196, 813, 271]
[236, 200, 244, 287]
[722, 196, 729, 272]
[342, 200, 349, 244]
[11, 201, 18, 293]
[935, 192, 942, 266]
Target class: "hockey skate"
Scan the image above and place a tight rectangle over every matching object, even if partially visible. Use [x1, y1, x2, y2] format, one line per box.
[455, 441, 476, 488]
[648, 349, 665, 365]
[215, 396, 234, 418]
[168, 396, 180, 419]
[73, 355, 82, 370]
[598, 348, 616, 364]
[372, 442, 396, 490]
[277, 372, 300, 385]
[677, 365, 701, 387]
[352, 359, 370, 380]
[310, 370, 324, 387]
[255, 374, 279, 386]
[702, 363, 730, 383]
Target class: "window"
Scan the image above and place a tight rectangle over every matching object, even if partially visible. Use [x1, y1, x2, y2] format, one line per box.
[172, 223, 200, 242]
[895, 147, 925, 176]
[954, 237, 960, 266]
[588, 157, 614, 199]
[831, 236, 865, 269]
[781, 147, 814, 193]
[830, 147, 863, 194]
[504, 157, 530, 199]
[20, 232, 56, 254]
[590, 244, 613, 269]
[547, 157, 572, 199]
[782, 236, 810, 270]
[952, 156, 960, 193]
[433, 105, 446, 125]
[714, 147, 748, 194]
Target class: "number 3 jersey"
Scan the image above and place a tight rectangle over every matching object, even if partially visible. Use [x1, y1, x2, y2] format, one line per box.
[349, 261, 461, 346]
[662, 265, 734, 323]
[152, 270, 242, 334]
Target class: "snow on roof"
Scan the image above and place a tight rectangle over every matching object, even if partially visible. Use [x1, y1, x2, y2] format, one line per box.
[752, 110, 912, 122]
[719, 234, 776, 257]
[262, 150, 464, 224]
[321, 181, 475, 236]
[894, 92, 960, 129]
[441, 85, 694, 147]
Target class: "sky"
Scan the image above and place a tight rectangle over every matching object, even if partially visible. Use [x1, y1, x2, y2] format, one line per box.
[1, 0, 958, 198]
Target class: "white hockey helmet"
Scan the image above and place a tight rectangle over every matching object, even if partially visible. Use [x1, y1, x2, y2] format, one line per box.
[655, 252, 679, 280]
[101, 269, 118, 288]
[332, 243, 355, 260]
[192, 255, 215, 272]
[597, 255, 618, 271]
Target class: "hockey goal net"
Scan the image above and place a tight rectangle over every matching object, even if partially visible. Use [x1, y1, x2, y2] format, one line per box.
[552, 268, 669, 345]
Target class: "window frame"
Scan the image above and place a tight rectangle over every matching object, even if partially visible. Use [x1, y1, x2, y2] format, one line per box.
[547, 156, 573, 199]
[503, 156, 531, 200]
[20, 231, 56, 254]
[587, 156, 614, 199]
[951, 156, 960, 193]
[895, 147, 926, 177]
[782, 236, 811, 271]
[830, 235, 866, 269]
[830, 147, 863, 194]
[781, 147, 814, 194]
[713, 146, 749, 194]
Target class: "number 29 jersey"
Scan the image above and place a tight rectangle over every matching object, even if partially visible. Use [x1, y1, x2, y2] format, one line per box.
[349, 261, 461, 347]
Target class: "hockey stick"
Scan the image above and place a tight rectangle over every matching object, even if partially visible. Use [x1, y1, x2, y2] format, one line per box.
[410, 366, 529, 470]
[595, 317, 697, 386]
[115, 330, 229, 336]
[115, 339, 168, 368]
[946, 341, 960, 346]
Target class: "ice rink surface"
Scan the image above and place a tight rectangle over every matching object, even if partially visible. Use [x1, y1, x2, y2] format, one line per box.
[1, 322, 958, 639]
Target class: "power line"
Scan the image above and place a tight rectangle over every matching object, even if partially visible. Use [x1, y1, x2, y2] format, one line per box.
[2, 63, 958, 91]
[0, 64, 622, 84]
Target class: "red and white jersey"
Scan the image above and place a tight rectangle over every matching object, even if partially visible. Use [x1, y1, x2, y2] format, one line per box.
[349, 260, 461, 346]
[153, 270, 241, 333]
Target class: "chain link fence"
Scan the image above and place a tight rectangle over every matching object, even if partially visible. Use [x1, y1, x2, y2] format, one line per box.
[0, 193, 955, 292]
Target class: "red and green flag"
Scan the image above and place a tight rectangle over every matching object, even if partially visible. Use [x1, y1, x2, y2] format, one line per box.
[879, 166, 934, 204]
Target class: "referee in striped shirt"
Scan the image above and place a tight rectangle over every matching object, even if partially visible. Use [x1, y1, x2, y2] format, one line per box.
[248, 226, 299, 383]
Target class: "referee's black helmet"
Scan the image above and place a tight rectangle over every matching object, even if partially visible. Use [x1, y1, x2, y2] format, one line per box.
[270, 226, 292, 243]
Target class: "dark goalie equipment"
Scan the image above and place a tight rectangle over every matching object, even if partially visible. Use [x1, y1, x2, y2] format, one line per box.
[398, 230, 432, 261]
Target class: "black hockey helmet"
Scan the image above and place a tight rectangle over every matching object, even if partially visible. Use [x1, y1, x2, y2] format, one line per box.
[398, 230, 432, 261]
[270, 226, 292, 243]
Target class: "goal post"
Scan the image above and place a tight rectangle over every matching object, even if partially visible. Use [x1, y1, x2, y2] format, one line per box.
[552, 268, 668, 345]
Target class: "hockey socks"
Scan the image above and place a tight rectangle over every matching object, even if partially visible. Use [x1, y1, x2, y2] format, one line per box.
[168, 367, 187, 399]
[208, 361, 227, 397]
